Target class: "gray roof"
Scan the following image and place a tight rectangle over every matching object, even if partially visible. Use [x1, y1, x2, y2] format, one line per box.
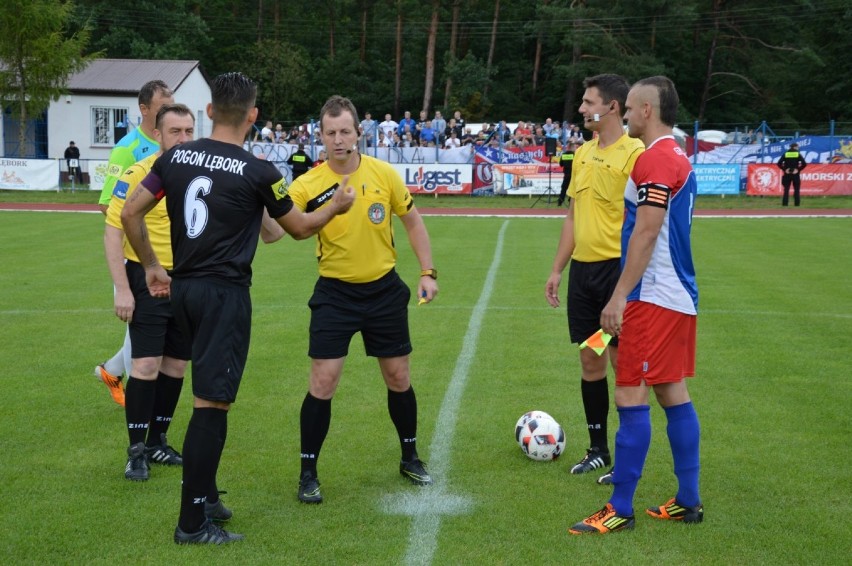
[67, 59, 203, 95]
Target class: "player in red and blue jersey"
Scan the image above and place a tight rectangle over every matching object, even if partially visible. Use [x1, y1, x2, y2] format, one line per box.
[569, 76, 703, 535]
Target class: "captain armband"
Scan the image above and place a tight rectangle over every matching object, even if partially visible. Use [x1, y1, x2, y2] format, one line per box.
[636, 183, 671, 209]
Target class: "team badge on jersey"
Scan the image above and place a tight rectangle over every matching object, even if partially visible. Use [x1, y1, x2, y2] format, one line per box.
[368, 202, 386, 224]
[272, 177, 289, 200]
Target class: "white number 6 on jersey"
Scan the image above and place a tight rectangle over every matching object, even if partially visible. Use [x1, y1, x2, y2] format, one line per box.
[184, 176, 212, 239]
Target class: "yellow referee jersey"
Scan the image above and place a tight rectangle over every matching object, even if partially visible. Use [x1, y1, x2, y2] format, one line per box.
[567, 134, 644, 262]
[105, 153, 174, 269]
[288, 155, 414, 283]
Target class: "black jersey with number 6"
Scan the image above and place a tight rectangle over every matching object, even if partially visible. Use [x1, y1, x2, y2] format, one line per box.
[142, 138, 292, 286]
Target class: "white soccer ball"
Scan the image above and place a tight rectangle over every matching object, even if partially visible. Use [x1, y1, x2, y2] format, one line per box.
[516, 412, 566, 461]
[514, 410, 553, 447]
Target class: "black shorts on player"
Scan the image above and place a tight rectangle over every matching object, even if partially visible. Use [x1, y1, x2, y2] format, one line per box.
[567, 258, 621, 347]
[126, 260, 191, 360]
[170, 278, 251, 403]
[308, 269, 412, 359]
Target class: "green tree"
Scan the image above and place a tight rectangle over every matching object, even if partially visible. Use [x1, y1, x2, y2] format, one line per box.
[78, 0, 210, 61]
[0, 0, 97, 155]
[239, 39, 311, 123]
[69, 0, 851, 129]
[443, 52, 495, 120]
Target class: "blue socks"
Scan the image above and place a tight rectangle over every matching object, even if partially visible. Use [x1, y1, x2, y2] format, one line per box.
[665, 401, 701, 507]
[608, 401, 702, 517]
[609, 405, 651, 517]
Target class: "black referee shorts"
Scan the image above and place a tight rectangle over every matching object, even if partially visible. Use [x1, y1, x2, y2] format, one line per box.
[171, 277, 251, 403]
[567, 258, 621, 347]
[308, 269, 412, 359]
[126, 260, 190, 360]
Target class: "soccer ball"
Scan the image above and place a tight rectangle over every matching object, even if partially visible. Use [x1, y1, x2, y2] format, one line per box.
[514, 410, 553, 447]
[515, 411, 566, 461]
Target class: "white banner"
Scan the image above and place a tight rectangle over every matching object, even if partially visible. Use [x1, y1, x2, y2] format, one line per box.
[0, 158, 59, 190]
[88, 160, 110, 193]
[493, 163, 562, 195]
[391, 164, 473, 194]
[244, 142, 474, 165]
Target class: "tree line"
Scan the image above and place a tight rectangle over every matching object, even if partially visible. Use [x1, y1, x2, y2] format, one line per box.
[3, 0, 850, 144]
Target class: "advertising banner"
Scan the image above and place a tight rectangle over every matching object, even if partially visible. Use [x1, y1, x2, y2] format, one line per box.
[391, 164, 472, 195]
[694, 135, 852, 165]
[0, 158, 59, 190]
[693, 164, 740, 195]
[473, 145, 554, 194]
[491, 163, 563, 195]
[88, 160, 110, 193]
[746, 163, 852, 196]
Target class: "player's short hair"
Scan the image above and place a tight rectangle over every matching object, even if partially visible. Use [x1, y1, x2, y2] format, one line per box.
[633, 76, 679, 127]
[583, 74, 631, 115]
[210, 72, 257, 128]
[155, 103, 195, 131]
[319, 95, 360, 133]
[138, 80, 172, 106]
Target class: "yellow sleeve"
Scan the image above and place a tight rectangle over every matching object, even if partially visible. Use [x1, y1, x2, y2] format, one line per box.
[624, 139, 644, 173]
[99, 146, 136, 206]
[389, 166, 413, 217]
[288, 176, 308, 211]
[566, 143, 589, 199]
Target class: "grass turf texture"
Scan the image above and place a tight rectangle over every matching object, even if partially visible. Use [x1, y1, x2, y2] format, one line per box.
[0, 211, 849, 563]
[3, 187, 852, 209]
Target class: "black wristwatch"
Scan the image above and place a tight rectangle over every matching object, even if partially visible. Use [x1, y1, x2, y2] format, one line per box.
[420, 268, 438, 280]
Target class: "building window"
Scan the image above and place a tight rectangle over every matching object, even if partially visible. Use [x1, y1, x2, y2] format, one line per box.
[92, 107, 129, 146]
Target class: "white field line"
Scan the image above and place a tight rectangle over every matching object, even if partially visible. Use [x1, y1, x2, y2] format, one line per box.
[380, 220, 510, 566]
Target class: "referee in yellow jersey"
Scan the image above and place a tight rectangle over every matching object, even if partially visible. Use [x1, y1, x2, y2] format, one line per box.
[287, 95, 438, 504]
[545, 74, 644, 485]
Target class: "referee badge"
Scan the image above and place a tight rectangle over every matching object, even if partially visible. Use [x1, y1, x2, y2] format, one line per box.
[368, 202, 386, 224]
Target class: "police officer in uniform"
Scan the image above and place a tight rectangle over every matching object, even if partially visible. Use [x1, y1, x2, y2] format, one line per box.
[777, 142, 807, 206]
[557, 142, 576, 206]
[288, 143, 314, 180]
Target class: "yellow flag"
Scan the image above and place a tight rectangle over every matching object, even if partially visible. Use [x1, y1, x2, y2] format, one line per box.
[579, 329, 612, 356]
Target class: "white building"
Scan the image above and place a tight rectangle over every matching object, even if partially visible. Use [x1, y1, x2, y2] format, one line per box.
[48, 58, 211, 161]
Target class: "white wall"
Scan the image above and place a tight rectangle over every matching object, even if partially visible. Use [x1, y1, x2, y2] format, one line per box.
[174, 68, 212, 139]
[49, 93, 134, 161]
[47, 67, 211, 161]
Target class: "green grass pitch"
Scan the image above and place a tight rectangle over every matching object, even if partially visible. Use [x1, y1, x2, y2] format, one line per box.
[0, 210, 849, 564]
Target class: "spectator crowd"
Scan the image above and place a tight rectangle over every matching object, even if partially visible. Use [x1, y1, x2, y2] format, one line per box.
[253, 109, 589, 152]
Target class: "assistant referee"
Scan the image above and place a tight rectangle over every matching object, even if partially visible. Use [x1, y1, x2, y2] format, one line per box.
[287, 95, 439, 504]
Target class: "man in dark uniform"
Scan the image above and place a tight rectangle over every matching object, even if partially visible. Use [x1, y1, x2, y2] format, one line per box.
[64, 141, 83, 183]
[777, 142, 807, 206]
[121, 72, 354, 546]
[287, 143, 314, 180]
[557, 142, 576, 206]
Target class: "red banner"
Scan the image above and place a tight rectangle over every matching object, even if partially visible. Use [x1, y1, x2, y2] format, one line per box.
[746, 163, 852, 196]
